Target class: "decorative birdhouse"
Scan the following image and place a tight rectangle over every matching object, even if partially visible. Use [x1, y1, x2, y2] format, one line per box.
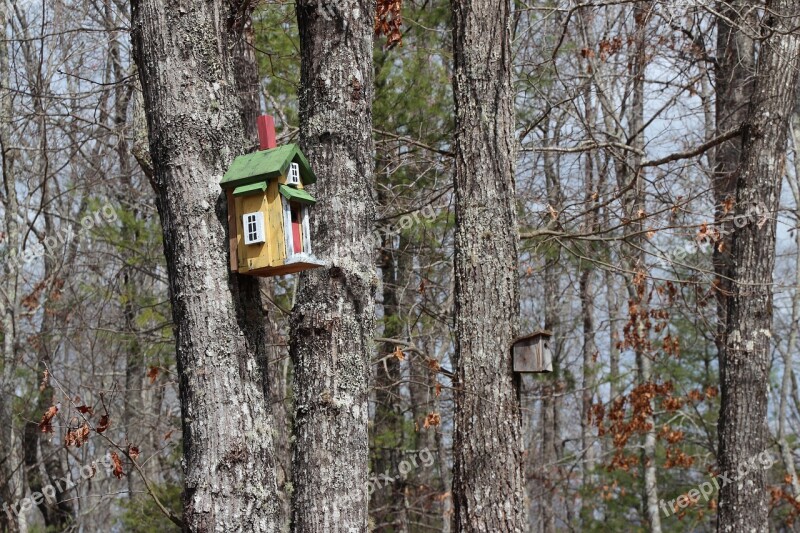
[511, 331, 553, 373]
[220, 115, 325, 277]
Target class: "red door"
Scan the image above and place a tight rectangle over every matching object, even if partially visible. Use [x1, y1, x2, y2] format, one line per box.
[291, 203, 302, 254]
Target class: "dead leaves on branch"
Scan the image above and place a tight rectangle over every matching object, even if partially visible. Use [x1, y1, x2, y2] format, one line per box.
[147, 366, 160, 384]
[64, 423, 91, 448]
[392, 346, 405, 361]
[96, 414, 110, 433]
[39, 398, 110, 444]
[580, 36, 624, 62]
[39, 405, 59, 433]
[375, 0, 402, 48]
[76, 404, 94, 416]
[590, 380, 719, 474]
[128, 444, 140, 461]
[423, 412, 441, 429]
[111, 452, 125, 479]
[621, 280, 681, 358]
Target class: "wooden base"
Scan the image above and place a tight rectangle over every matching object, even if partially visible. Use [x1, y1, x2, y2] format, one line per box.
[240, 257, 326, 277]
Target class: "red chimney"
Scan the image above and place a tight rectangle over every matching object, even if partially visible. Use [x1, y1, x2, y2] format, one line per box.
[257, 115, 277, 150]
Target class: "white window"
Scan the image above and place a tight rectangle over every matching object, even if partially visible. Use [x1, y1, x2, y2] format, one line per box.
[242, 212, 265, 245]
[287, 162, 300, 186]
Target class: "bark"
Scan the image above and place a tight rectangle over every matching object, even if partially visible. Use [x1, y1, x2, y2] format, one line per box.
[108, 2, 152, 496]
[130, 0, 280, 528]
[717, 3, 800, 530]
[449, 0, 527, 530]
[579, 79, 598, 496]
[230, 8, 260, 148]
[22, 216, 76, 529]
[779, 117, 800, 500]
[289, 1, 377, 530]
[408, 337, 448, 531]
[579, 269, 596, 478]
[605, 270, 620, 405]
[535, 260, 561, 533]
[0, 1, 21, 528]
[625, 4, 661, 531]
[713, 0, 756, 355]
[540, 384, 556, 533]
[229, 14, 293, 528]
[371, 227, 409, 531]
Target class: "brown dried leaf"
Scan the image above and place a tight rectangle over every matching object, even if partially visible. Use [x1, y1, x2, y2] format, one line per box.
[96, 414, 110, 433]
[147, 366, 160, 384]
[76, 405, 93, 415]
[111, 452, 124, 479]
[392, 346, 405, 361]
[65, 423, 91, 448]
[722, 196, 735, 214]
[375, 0, 403, 47]
[423, 412, 441, 429]
[128, 445, 140, 461]
[39, 405, 59, 433]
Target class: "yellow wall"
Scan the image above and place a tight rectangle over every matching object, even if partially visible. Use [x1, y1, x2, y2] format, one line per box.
[235, 180, 288, 273]
[234, 171, 307, 274]
[265, 179, 286, 265]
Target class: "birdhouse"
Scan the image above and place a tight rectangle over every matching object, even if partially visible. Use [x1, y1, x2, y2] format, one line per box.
[511, 331, 553, 373]
[220, 115, 325, 277]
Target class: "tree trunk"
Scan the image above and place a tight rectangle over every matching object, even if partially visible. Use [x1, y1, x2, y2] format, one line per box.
[778, 117, 800, 500]
[22, 194, 78, 528]
[626, 4, 661, 531]
[536, 260, 560, 533]
[0, 1, 22, 527]
[289, 1, 377, 530]
[713, 0, 756, 356]
[371, 227, 409, 531]
[579, 81, 598, 497]
[229, 16, 294, 528]
[130, 0, 280, 527]
[449, 0, 527, 530]
[717, 2, 800, 531]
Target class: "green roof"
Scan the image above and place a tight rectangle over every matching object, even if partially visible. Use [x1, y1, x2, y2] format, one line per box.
[221, 144, 316, 189]
[233, 181, 267, 197]
[279, 184, 317, 204]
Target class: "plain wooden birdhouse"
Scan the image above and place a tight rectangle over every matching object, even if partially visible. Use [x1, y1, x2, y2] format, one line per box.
[511, 331, 553, 374]
[220, 115, 325, 277]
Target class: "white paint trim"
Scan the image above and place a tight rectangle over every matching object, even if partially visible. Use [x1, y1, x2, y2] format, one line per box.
[302, 205, 311, 255]
[282, 197, 293, 257]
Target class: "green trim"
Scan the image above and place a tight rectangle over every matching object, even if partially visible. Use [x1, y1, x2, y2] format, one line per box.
[279, 184, 317, 204]
[232, 181, 267, 197]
